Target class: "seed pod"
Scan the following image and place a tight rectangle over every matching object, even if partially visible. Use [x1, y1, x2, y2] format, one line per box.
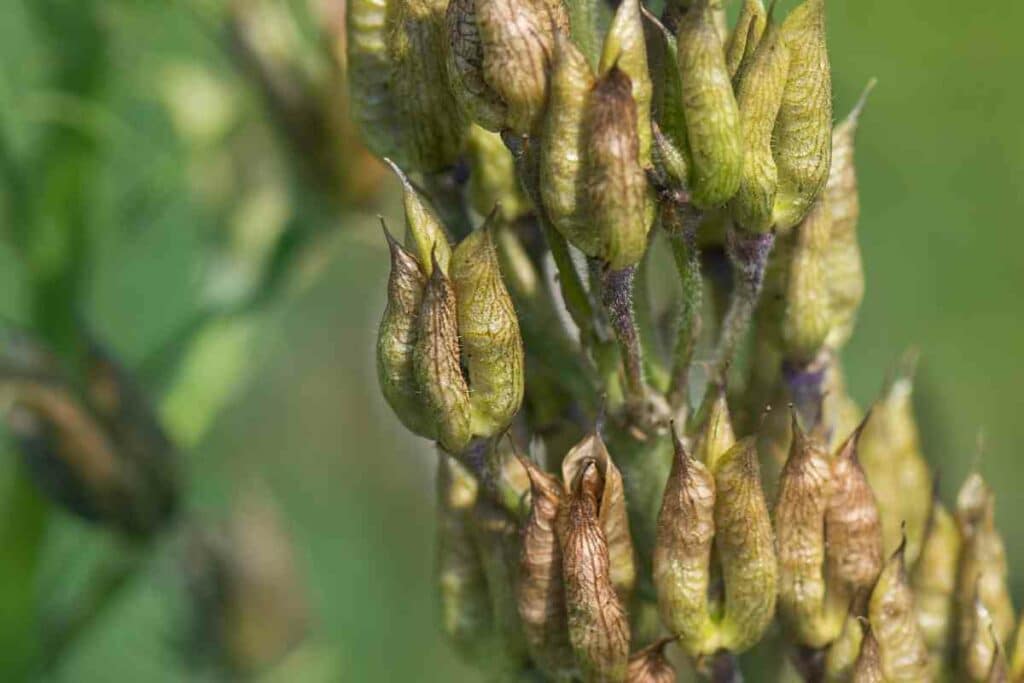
[377, 225, 435, 438]
[516, 457, 575, 679]
[561, 430, 636, 601]
[731, 21, 790, 232]
[437, 453, 494, 660]
[446, 0, 508, 130]
[772, 0, 832, 231]
[451, 222, 525, 437]
[781, 195, 832, 366]
[599, 0, 652, 167]
[386, 0, 469, 170]
[961, 585, 1005, 683]
[1009, 618, 1024, 682]
[384, 159, 453, 275]
[413, 255, 472, 452]
[626, 637, 677, 683]
[347, 0, 405, 161]
[775, 415, 838, 647]
[653, 427, 716, 656]
[867, 538, 930, 680]
[712, 437, 778, 652]
[540, 31, 595, 252]
[725, 0, 767, 80]
[691, 384, 736, 471]
[911, 495, 961, 658]
[466, 125, 529, 220]
[987, 640, 1010, 683]
[851, 621, 885, 683]
[559, 461, 631, 683]
[676, 0, 743, 208]
[826, 606, 866, 680]
[583, 67, 650, 269]
[642, 10, 688, 186]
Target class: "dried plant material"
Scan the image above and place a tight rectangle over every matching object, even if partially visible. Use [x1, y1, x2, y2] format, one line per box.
[384, 158, 452, 275]
[912, 495, 961, 660]
[445, 0, 508, 130]
[626, 637, 676, 683]
[825, 606, 866, 680]
[960, 586, 1005, 683]
[867, 539, 929, 680]
[599, 0, 652, 167]
[851, 621, 885, 683]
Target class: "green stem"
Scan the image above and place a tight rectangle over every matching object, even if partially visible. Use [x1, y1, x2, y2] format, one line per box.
[665, 206, 704, 415]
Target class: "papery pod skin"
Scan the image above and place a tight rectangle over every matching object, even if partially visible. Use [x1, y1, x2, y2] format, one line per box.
[413, 257, 472, 452]
[626, 638, 677, 683]
[516, 457, 576, 680]
[725, 0, 767, 80]
[558, 461, 631, 683]
[466, 125, 529, 220]
[772, 0, 832, 231]
[826, 608, 866, 681]
[712, 437, 778, 652]
[562, 431, 636, 602]
[583, 67, 650, 269]
[451, 223, 525, 437]
[857, 360, 932, 565]
[781, 195, 832, 366]
[541, 31, 596, 251]
[912, 497, 961, 658]
[446, 0, 508, 130]
[675, 0, 743, 209]
[437, 453, 494, 660]
[384, 158, 453, 275]
[377, 227, 436, 438]
[775, 415, 839, 647]
[653, 427, 716, 656]
[385, 0, 468, 170]
[599, 0, 653, 167]
[851, 622, 885, 683]
[961, 587, 1005, 683]
[867, 540, 930, 681]
[731, 21, 790, 232]
[691, 384, 736, 471]
[347, 0, 405, 162]
[956, 474, 1016, 656]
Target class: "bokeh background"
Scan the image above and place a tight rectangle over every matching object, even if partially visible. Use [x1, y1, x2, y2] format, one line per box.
[0, 0, 1022, 680]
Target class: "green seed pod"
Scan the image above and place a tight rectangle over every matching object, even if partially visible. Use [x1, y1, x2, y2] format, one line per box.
[912, 496, 961, 661]
[961, 585, 1005, 683]
[857, 356, 932, 565]
[826, 608, 866, 681]
[451, 222, 525, 437]
[867, 539, 930, 680]
[731, 21, 790, 233]
[780, 195, 832, 366]
[851, 621, 885, 683]
[626, 638, 677, 683]
[377, 225, 436, 438]
[642, 10, 688, 186]
[466, 125, 530, 220]
[384, 158, 453, 275]
[540, 31, 595, 251]
[775, 415, 839, 647]
[676, 0, 744, 208]
[446, 0, 508, 131]
[413, 255, 472, 452]
[653, 427, 716, 657]
[437, 453, 494, 660]
[691, 384, 736, 471]
[772, 0, 832, 231]
[712, 437, 778, 652]
[726, 0, 767, 81]
[561, 430, 636, 602]
[347, 0, 405, 161]
[583, 67, 650, 269]
[386, 0, 469, 171]
[599, 0, 653, 167]
[558, 461, 631, 683]
[516, 457, 575, 679]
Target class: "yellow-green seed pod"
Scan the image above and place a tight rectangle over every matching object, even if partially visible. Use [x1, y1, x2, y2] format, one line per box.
[851, 621, 885, 683]
[987, 641, 1010, 683]
[437, 453, 494, 660]
[857, 357, 932, 565]
[826, 608, 866, 681]
[771, 0, 832, 230]
[377, 226, 435, 438]
[413, 256, 472, 452]
[626, 638, 677, 683]
[561, 431, 636, 602]
[540, 31, 595, 251]
[867, 539, 930, 680]
[775, 415, 839, 647]
[384, 158, 452, 275]
[465, 125, 530, 220]
[676, 0, 744, 208]
[731, 21, 790, 233]
[653, 427, 716, 657]
[599, 0, 653, 167]
[712, 437, 778, 653]
[641, 9, 688, 187]
[725, 0, 767, 81]
[781, 195, 832, 366]
[692, 388, 736, 475]
[446, 0, 508, 130]
[960, 585, 1005, 683]
[1009, 618, 1024, 682]
[583, 67, 650, 269]
[516, 457, 575, 680]
[451, 222, 525, 437]
[558, 461, 631, 683]
[912, 496, 961, 660]
[347, 0, 405, 161]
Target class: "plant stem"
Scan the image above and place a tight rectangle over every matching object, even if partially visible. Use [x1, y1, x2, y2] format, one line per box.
[598, 264, 646, 404]
[664, 205, 704, 415]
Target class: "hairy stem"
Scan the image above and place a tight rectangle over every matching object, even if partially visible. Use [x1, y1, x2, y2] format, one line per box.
[599, 264, 646, 404]
[664, 204, 705, 415]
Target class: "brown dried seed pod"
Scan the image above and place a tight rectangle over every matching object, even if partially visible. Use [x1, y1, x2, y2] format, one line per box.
[851, 621, 885, 683]
[558, 461, 631, 683]
[626, 637, 677, 683]
[413, 255, 472, 452]
[599, 0, 653, 167]
[911, 495, 961, 659]
[867, 539, 930, 680]
[653, 427, 716, 657]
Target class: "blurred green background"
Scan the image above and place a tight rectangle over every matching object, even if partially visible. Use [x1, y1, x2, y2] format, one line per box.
[0, 0, 1022, 680]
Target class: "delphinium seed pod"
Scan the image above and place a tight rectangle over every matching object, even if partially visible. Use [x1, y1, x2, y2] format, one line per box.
[599, 0, 653, 168]
[384, 158, 453, 274]
[725, 0, 767, 81]
[771, 0, 832, 231]
[451, 221, 525, 438]
[516, 457, 576, 680]
[377, 225, 436, 438]
[626, 638, 677, 683]
[780, 194, 832, 367]
[851, 621, 885, 683]
[583, 66, 650, 269]
[413, 253, 472, 452]
[857, 357, 932, 564]
[1009, 618, 1024, 681]
[445, 0, 507, 131]
[653, 427, 716, 657]
[827, 607, 867, 680]
[961, 586, 1006, 683]
[558, 460, 631, 682]
[675, 0, 744, 208]
[691, 384, 736, 472]
[866, 538, 930, 680]
[642, 9, 688, 188]
[465, 125, 530, 221]
[912, 494, 962, 666]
